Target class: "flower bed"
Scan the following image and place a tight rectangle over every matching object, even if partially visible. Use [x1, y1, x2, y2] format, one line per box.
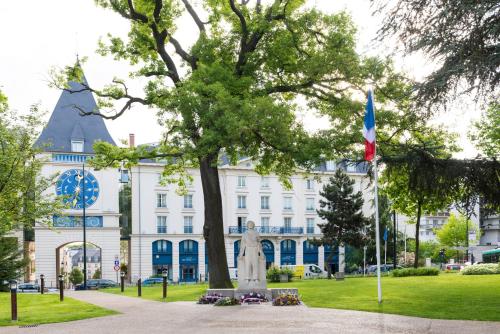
[272, 293, 301, 306]
[461, 263, 500, 275]
[198, 293, 223, 304]
[214, 297, 240, 306]
[239, 292, 268, 304]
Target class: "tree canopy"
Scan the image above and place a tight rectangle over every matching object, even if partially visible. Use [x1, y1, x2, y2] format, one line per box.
[470, 102, 500, 159]
[376, 0, 500, 107]
[436, 214, 478, 251]
[51, 0, 416, 288]
[0, 91, 64, 236]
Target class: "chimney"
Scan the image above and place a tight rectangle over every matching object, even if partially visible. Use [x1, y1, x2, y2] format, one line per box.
[129, 133, 135, 148]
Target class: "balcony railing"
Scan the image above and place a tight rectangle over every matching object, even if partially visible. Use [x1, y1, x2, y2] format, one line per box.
[228, 226, 303, 234]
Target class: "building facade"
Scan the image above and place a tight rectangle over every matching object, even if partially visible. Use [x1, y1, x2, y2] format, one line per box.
[129, 158, 373, 282]
[33, 74, 121, 286]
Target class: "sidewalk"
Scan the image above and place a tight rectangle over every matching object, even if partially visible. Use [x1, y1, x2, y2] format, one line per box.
[2, 290, 499, 334]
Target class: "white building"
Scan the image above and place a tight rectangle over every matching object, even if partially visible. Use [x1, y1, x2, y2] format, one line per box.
[33, 73, 121, 287]
[129, 157, 373, 282]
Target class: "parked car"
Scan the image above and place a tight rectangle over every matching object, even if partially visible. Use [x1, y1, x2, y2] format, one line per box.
[367, 264, 402, 274]
[445, 264, 464, 271]
[18, 283, 40, 292]
[142, 277, 164, 286]
[75, 279, 118, 290]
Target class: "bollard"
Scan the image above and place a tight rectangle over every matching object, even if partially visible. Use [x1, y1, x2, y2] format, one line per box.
[162, 269, 168, 300]
[40, 274, 45, 295]
[137, 278, 142, 297]
[120, 272, 125, 293]
[10, 280, 17, 321]
[58, 275, 64, 302]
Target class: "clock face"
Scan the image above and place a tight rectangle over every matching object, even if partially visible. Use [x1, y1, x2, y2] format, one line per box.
[56, 169, 99, 209]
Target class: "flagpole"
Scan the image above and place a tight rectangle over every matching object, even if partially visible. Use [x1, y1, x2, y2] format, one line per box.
[372, 90, 382, 304]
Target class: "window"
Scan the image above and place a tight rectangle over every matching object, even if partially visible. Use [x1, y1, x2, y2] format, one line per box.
[261, 196, 270, 210]
[284, 217, 292, 230]
[156, 193, 167, 208]
[237, 176, 246, 187]
[261, 217, 270, 232]
[306, 198, 315, 211]
[183, 240, 195, 252]
[326, 160, 335, 171]
[306, 218, 315, 234]
[283, 197, 292, 210]
[184, 216, 193, 234]
[261, 177, 270, 188]
[71, 140, 84, 152]
[305, 179, 314, 191]
[157, 240, 169, 253]
[184, 194, 193, 209]
[237, 216, 246, 230]
[157, 216, 167, 234]
[237, 195, 247, 209]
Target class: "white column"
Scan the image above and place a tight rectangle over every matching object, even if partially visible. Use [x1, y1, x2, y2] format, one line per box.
[275, 239, 281, 266]
[296, 238, 304, 265]
[339, 245, 346, 273]
[199, 238, 205, 281]
[172, 239, 180, 282]
[318, 245, 325, 271]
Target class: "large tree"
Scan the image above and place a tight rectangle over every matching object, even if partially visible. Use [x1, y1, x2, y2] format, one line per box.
[436, 213, 479, 262]
[376, 0, 500, 107]
[53, 0, 414, 288]
[0, 91, 63, 289]
[470, 102, 500, 159]
[315, 169, 370, 278]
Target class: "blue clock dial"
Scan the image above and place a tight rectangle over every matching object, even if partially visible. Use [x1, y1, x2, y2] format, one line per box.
[56, 169, 99, 209]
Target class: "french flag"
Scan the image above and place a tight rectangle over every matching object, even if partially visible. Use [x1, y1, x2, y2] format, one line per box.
[363, 90, 376, 161]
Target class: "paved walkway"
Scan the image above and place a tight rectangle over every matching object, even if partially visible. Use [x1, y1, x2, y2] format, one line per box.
[3, 291, 499, 334]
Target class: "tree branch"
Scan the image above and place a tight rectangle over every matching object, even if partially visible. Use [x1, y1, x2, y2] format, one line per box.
[180, 0, 206, 32]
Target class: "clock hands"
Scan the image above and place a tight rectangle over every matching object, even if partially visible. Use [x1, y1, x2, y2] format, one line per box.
[72, 171, 84, 207]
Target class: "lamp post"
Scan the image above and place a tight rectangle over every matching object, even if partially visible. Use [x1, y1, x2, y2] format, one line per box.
[120, 272, 125, 292]
[162, 269, 168, 300]
[82, 163, 88, 290]
[58, 274, 64, 301]
[10, 280, 17, 321]
[40, 274, 45, 295]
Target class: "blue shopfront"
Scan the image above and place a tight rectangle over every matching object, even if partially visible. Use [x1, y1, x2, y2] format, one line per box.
[152, 240, 173, 280]
[261, 240, 275, 268]
[303, 240, 318, 265]
[179, 240, 198, 282]
[280, 239, 296, 265]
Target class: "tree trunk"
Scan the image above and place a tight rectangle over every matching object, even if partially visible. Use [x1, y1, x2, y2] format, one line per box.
[414, 201, 422, 268]
[325, 247, 335, 279]
[199, 155, 233, 288]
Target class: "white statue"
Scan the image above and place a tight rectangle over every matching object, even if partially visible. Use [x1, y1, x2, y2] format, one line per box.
[237, 220, 267, 290]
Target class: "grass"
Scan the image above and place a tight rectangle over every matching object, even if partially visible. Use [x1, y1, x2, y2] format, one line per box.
[104, 274, 500, 321]
[269, 274, 500, 321]
[0, 293, 117, 327]
[105, 283, 208, 302]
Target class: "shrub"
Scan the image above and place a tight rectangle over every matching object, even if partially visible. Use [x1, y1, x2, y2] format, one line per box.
[214, 297, 240, 306]
[69, 267, 84, 285]
[392, 267, 439, 277]
[266, 266, 294, 282]
[272, 293, 301, 306]
[198, 293, 223, 304]
[461, 264, 500, 275]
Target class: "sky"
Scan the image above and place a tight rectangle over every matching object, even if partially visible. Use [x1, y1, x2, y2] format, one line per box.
[0, 0, 481, 156]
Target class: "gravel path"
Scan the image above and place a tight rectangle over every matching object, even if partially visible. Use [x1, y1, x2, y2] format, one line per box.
[3, 290, 499, 334]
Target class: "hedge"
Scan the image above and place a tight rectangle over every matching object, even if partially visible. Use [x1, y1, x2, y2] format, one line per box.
[461, 263, 500, 275]
[392, 267, 440, 277]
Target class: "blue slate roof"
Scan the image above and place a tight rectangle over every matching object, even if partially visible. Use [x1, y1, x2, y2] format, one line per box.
[35, 75, 116, 153]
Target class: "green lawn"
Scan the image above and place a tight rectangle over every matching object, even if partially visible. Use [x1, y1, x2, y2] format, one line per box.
[105, 274, 500, 321]
[105, 283, 208, 302]
[270, 274, 500, 321]
[0, 293, 117, 327]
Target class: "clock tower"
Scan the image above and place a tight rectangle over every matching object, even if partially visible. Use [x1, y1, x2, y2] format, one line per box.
[34, 69, 121, 286]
